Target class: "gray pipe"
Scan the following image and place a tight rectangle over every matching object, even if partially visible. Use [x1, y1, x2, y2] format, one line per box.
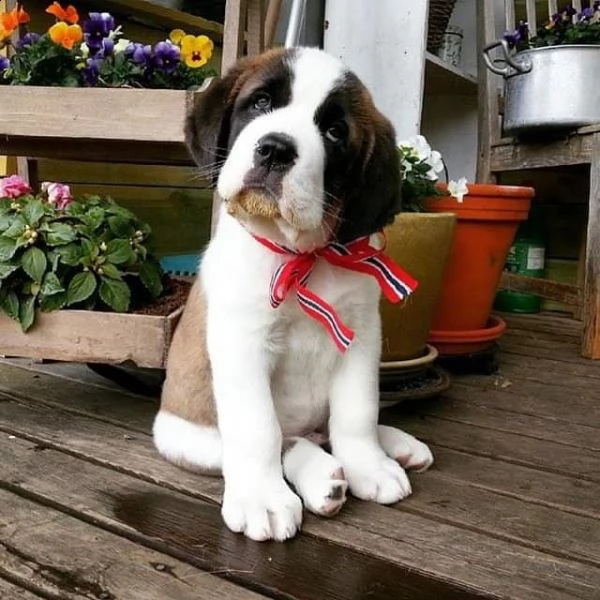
[285, 0, 308, 47]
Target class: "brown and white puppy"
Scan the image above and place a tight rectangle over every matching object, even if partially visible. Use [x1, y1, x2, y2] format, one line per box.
[154, 47, 433, 542]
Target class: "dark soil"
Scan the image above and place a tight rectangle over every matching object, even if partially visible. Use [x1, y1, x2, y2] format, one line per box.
[133, 277, 192, 317]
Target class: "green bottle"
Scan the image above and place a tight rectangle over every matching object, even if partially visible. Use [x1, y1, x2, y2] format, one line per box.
[494, 203, 545, 314]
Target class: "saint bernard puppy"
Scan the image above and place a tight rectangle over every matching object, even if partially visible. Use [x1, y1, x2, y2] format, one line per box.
[153, 47, 433, 542]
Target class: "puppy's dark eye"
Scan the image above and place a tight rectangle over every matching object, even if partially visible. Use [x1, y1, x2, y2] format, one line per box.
[325, 122, 348, 144]
[253, 92, 272, 111]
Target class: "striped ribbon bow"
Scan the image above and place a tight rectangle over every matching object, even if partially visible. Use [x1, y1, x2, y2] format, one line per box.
[252, 232, 419, 353]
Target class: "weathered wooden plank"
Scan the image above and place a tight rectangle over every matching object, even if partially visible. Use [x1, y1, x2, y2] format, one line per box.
[410, 396, 600, 450]
[222, 0, 248, 73]
[402, 472, 600, 566]
[0, 307, 182, 368]
[490, 133, 595, 172]
[265, 0, 283, 48]
[503, 312, 583, 335]
[476, 0, 501, 182]
[0, 578, 44, 599]
[0, 361, 156, 433]
[582, 134, 600, 358]
[0, 137, 192, 165]
[499, 352, 600, 383]
[447, 379, 600, 428]
[91, 0, 225, 41]
[0, 88, 196, 143]
[385, 411, 600, 482]
[426, 445, 600, 519]
[525, 0, 537, 31]
[498, 272, 582, 306]
[3, 435, 599, 600]
[0, 488, 265, 600]
[247, 0, 266, 56]
[0, 439, 493, 600]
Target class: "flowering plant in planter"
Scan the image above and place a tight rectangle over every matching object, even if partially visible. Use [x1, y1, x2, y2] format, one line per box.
[0, 2, 216, 88]
[0, 175, 164, 332]
[504, 2, 600, 51]
[397, 135, 468, 211]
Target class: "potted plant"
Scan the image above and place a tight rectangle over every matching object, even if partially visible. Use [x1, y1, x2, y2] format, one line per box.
[483, 4, 600, 134]
[424, 183, 533, 356]
[380, 136, 458, 367]
[0, 175, 189, 367]
[0, 3, 217, 156]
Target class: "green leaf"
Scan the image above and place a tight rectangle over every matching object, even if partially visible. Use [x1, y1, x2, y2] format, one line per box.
[0, 213, 12, 233]
[105, 239, 134, 265]
[44, 222, 77, 246]
[56, 242, 82, 266]
[108, 216, 134, 238]
[22, 198, 45, 227]
[82, 206, 105, 232]
[19, 295, 36, 332]
[21, 246, 47, 283]
[67, 271, 97, 306]
[3, 215, 27, 239]
[0, 263, 19, 280]
[139, 261, 163, 298]
[99, 277, 130, 312]
[0, 236, 17, 261]
[0, 290, 19, 321]
[100, 262, 123, 280]
[41, 272, 65, 296]
[65, 201, 85, 217]
[40, 291, 67, 312]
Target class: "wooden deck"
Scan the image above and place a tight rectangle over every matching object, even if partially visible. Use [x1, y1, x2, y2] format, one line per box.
[1, 312, 599, 600]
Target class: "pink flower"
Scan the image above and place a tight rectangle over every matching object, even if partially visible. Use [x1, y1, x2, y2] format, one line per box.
[0, 175, 32, 199]
[43, 182, 73, 211]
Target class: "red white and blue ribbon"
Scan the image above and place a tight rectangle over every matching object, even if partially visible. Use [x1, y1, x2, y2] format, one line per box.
[252, 232, 419, 353]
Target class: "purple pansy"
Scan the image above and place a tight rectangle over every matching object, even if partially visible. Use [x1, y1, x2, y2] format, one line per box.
[15, 32, 40, 50]
[82, 57, 103, 86]
[98, 37, 114, 57]
[152, 41, 180, 74]
[504, 21, 528, 49]
[0, 56, 9, 74]
[579, 7, 594, 20]
[125, 42, 152, 67]
[83, 12, 115, 52]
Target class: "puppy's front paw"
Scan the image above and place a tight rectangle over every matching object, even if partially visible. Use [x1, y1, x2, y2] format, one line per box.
[222, 477, 303, 542]
[337, 445, 412, 505]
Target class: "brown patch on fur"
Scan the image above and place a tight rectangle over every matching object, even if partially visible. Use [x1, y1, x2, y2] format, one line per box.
[227, 189, 281, 220]
[159, 278, 217, 429]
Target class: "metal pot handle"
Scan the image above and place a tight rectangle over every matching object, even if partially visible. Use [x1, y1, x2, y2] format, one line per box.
[483, 39, 532, 77]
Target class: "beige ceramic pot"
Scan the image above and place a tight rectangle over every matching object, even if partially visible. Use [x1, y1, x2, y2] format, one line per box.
[381, 212, 456, 362]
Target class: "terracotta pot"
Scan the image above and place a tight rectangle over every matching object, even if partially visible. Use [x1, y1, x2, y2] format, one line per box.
[381, 212, 456, 362]
[424, 184, 533, 333]
[429, 314, 507, 355]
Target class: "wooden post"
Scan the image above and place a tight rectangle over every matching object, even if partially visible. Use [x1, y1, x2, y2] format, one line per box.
[582, 134, 600, 358]
[221, 0, 248, 74]
[265, 0, 283, 48]
[247, 0, 266, 56]
[476, 0, 500, 183]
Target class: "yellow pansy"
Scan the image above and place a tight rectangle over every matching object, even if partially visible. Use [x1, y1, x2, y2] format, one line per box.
[49, 21, 82, 50]
[180, 34, 213, 68]
[169, 28, 186, 45]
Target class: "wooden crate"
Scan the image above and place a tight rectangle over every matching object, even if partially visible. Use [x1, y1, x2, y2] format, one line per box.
[0, 307, 183, 368]
[0, 86, 208, 164]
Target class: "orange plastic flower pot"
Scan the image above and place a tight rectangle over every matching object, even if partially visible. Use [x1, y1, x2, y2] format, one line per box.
[424, 184, 534, 333]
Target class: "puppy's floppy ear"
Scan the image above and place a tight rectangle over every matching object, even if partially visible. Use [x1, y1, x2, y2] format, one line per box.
[184, 62, 246, 178]
[337, 113, 402, 243]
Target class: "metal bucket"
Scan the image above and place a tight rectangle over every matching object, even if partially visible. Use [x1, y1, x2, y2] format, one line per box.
[483, 41, 600, 135]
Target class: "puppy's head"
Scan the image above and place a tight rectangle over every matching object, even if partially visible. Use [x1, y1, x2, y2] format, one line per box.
[186, 47, 401, 251]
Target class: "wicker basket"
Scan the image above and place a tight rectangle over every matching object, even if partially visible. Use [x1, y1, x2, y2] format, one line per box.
[427, 0, 458, 54]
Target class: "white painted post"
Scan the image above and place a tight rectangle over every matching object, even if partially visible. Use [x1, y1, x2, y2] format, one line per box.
[323, 0, 428, 139]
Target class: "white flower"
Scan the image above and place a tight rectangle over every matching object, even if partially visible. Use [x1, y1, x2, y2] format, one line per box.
[79, 42, 89, 59]
[114, 38, 130, 54]
[426, 150, 444, 180]
[448, 177, 469, 203]
[408, 135, 432, 161]
[109, 24, 123, 40]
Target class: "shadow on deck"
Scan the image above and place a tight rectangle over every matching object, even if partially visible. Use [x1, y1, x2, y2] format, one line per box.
[0, 312, 598, 600]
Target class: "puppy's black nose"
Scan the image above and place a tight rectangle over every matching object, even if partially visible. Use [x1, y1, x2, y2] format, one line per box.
[254, 133, 297, 170]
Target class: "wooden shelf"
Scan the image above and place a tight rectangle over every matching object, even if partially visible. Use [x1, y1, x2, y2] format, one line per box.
[490, 125, 600, 172]
[424, 52, 478, 96]
[80, 0, 224, 42]
[0, 86, 206, 165]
